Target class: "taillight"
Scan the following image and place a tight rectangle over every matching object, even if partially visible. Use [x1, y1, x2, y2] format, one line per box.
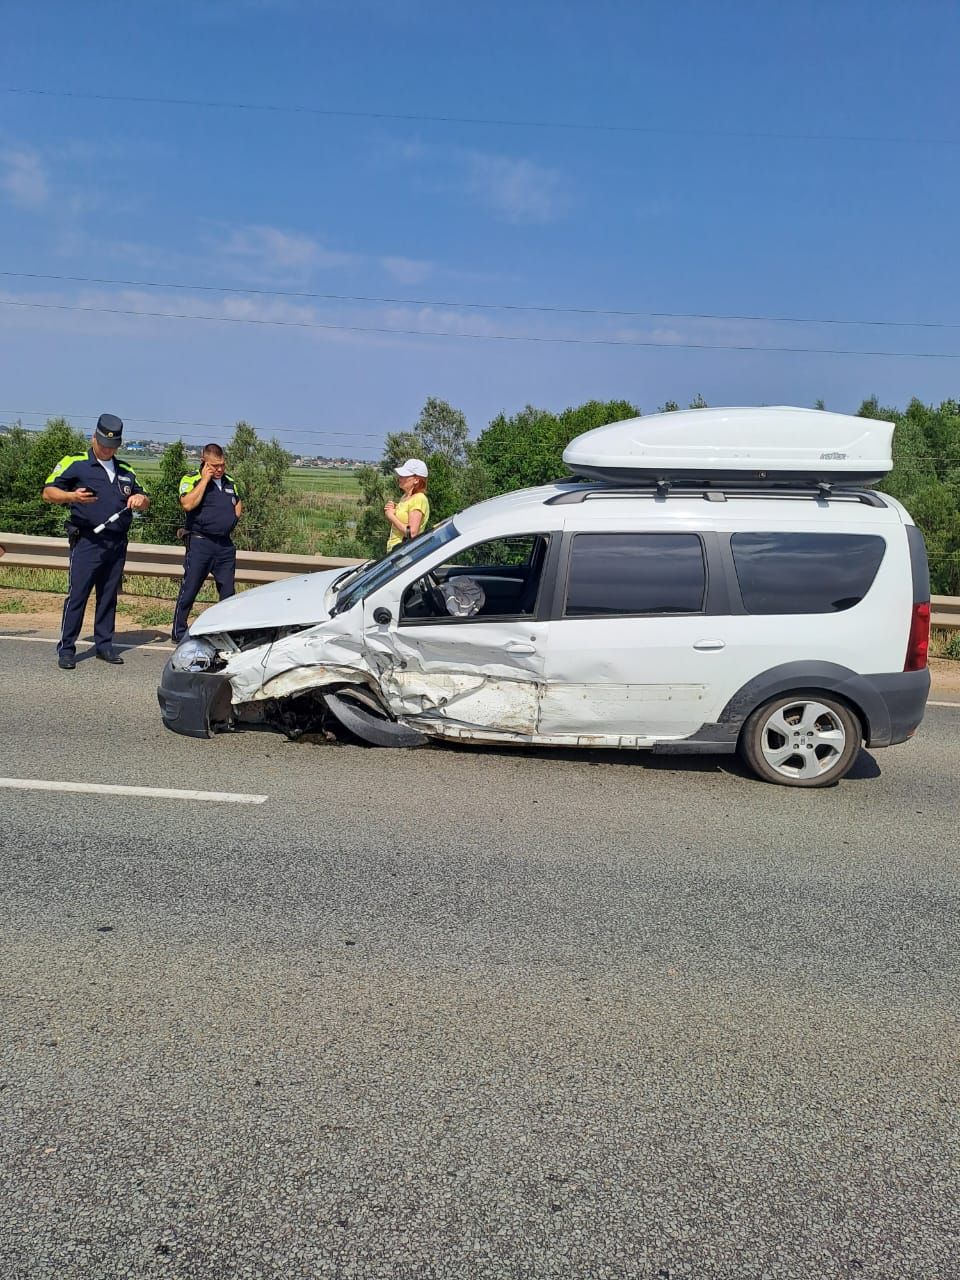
[904, 601, 930, 671]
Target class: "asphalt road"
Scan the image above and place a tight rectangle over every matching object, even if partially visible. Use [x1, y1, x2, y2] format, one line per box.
[1, 635, 958, 1279]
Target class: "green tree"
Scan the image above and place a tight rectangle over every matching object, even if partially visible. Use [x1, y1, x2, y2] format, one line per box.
[382, 397, 469, 471]
[471, 399, 639, 492]
[225, 421, 294, 552]
[688, 393, 709, 409]
[0, 417, 88, 535]
[658, 400, 680, 412]
[865, 396, 960, 593]
[138, 440, 189, 546]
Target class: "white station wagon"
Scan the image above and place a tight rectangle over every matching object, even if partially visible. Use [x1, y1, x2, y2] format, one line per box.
[158, 407, 931, 787]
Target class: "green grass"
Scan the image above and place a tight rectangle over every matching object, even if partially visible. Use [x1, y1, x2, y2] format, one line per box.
[286, 467, 361, 496]
[0, 566, 223, 602]
[0, 594, 34, 613]
[137, 604, 174, 627]
[932, 626, 960, 660]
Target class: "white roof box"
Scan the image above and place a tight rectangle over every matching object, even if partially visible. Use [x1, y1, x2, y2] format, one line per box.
[563, 406, 894, 487]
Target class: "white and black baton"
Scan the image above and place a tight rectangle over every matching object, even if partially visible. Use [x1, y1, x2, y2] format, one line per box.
[92, 510, 125, 535]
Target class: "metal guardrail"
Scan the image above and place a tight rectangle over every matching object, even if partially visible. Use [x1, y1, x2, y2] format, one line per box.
[0, 531, 958, 627]
[932, 596, 960, 631]
[0, 532, 365, 584]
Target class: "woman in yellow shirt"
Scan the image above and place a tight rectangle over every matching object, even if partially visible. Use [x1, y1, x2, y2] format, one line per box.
[384, 458, 430, 551]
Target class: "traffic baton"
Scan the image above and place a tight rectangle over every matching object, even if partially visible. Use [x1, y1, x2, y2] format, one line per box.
[92, 510, 124, 535]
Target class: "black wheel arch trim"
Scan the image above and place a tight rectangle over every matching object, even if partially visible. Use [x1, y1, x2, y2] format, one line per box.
[717, 662, 890, 746]
[658, 662, 894, 753]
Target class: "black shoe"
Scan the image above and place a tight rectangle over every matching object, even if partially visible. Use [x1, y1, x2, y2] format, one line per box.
[58, 654, 76, 670]
[96, 649, 124, 665]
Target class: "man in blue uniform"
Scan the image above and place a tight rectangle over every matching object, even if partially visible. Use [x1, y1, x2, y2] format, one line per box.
[171, 443, 243, 643]
[42, 413, 150, 670]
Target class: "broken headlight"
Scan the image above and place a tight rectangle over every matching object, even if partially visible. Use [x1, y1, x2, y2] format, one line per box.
[169, 637, 220, 673]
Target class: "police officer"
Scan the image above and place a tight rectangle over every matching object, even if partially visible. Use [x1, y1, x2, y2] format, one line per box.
[171, 443, 243, 644]
[42, 413, 150, 670]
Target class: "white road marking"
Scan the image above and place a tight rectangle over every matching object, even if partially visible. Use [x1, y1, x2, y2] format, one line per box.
[0, 634, 174, 651]
[928, 700, 960, 708]
[0, 778, 267, 804]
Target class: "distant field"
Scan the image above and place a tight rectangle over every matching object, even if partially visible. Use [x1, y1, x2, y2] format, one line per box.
[286, 467, 362, 496]
[125, 458, 362, 497]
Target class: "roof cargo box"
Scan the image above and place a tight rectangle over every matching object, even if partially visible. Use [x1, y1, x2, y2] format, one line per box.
[562, 406, 894, 487]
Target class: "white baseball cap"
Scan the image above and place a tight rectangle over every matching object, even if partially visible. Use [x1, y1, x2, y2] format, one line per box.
[394, 458, 428, 478]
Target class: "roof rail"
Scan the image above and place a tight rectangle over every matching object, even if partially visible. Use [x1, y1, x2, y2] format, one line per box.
[545, 483, 886, 509]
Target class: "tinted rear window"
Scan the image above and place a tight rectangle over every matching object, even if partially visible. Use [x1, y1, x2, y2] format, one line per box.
[731, 532, 886, 614]
[565, 533, 706, 616]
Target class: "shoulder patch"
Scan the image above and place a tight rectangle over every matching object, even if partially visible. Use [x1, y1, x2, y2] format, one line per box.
[179, 471, 201, 496]
[44, 453, 87, 486]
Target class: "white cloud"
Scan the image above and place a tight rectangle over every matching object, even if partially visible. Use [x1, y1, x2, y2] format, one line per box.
[462, 150, 568, 224]
[0, 147, 49, 209]
[385, 137, 569, 225]
[216, 224, 356, 280]
[380, 255, 433, 285]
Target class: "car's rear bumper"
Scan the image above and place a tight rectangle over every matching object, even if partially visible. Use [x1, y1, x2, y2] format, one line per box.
[863, 668, 931, 746]
[157, 660, 234, 738]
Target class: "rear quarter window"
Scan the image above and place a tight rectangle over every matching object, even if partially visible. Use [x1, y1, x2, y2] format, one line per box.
[731, 532, 886, 614]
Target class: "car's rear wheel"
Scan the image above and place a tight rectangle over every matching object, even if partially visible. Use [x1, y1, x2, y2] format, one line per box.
[739, 692, 862, 787]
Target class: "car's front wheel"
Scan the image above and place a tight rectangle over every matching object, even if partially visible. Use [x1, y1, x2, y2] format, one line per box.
[739, 692, 862, 787]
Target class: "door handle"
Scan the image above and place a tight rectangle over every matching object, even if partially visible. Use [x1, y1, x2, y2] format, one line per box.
[693, 639, 725, 651]
[505, 640, 537, 654]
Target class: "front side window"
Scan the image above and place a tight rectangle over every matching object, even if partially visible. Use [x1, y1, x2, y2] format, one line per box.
[564, 533, 706, 617]
[402, 534, 550, 622]
[731, 532, 886, 614]
[334, 521, 458, 613]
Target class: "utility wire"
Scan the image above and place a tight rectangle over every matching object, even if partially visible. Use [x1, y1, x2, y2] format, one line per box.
[2, 86, 956, 147]
[4, 298, 960, 358]
[0, 414, 386, 450]
[4, 269, 958, 332]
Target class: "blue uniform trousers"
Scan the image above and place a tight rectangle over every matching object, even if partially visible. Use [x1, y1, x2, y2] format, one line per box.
[172, 535, 236, 642]
[59, 536, 128, 658]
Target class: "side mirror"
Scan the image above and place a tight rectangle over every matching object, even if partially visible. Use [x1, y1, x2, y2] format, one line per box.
[373, 607, 392, 625]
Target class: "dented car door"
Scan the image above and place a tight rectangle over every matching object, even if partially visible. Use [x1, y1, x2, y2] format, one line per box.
[366, 614, 547, 738]
[360, 533, 554, 740]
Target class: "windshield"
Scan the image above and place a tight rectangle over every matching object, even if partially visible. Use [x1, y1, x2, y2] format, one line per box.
[333, 521, 459, 613]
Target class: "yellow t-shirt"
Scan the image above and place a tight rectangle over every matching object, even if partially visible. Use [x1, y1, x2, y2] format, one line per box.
[386, 492, 430, 550]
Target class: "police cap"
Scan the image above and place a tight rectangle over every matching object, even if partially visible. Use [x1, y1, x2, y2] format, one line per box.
[94, 413, 124, 447]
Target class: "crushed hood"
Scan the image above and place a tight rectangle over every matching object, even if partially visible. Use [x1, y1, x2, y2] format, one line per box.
[190, 568, 346, 634]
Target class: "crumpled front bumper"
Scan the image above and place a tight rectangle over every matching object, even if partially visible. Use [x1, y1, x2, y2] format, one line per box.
[157, 659, 234, 738]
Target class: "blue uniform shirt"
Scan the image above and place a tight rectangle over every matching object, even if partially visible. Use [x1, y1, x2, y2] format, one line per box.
[44, 449, 145, 539]
[179, 471, 242, 538]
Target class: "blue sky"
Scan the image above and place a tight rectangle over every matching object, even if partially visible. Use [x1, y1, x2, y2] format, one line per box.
[2, 0, 959, 459]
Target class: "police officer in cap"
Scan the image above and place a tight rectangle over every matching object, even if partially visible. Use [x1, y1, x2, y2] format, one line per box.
[42, 414, 150, 669]
[171, 443, 243, 643]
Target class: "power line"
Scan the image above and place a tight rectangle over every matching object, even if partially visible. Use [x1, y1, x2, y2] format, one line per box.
[4, 269, 958, 333]
[0, 408, 385, 442]
[4, 297, 960, 359]
[3, 86, 956, 147]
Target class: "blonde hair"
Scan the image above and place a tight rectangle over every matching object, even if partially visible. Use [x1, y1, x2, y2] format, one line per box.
[406, 475, 428, 495]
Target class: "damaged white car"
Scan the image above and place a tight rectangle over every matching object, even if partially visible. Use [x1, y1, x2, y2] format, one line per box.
[158, 407, 931, 786]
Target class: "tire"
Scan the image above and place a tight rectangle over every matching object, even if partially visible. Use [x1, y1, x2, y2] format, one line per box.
[739, 692, 862, 788]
